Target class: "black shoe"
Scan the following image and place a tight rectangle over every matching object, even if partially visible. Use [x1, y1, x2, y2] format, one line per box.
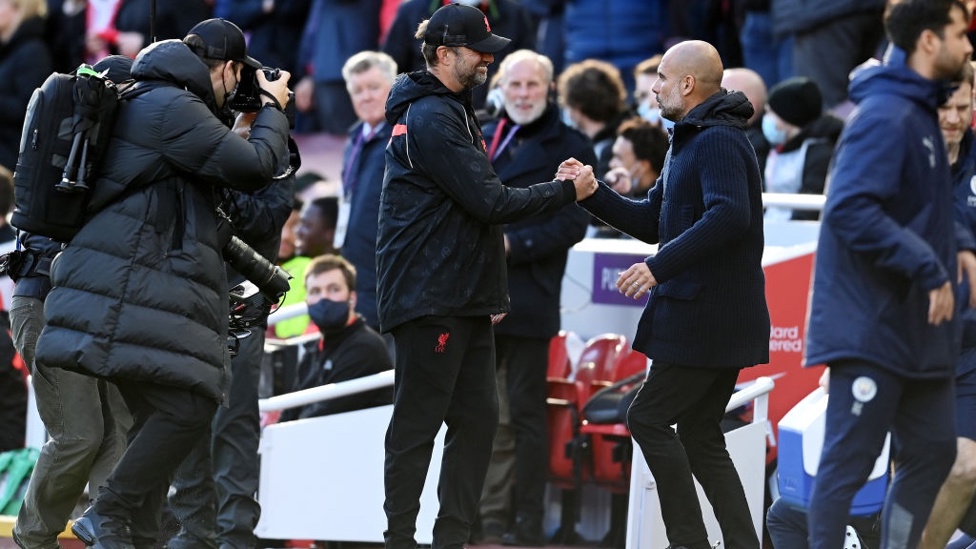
[502, 518, 545, 547]
[71, 506, 135, 549]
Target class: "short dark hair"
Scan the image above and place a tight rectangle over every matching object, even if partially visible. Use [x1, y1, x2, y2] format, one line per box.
[305, 253, 357, 290]
[557, 59, 628, 123]
[617, 117, 670, 174]
[886, 0, 969, 56]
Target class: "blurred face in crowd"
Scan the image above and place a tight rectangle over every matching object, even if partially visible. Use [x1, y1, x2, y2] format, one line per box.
[0, 0, 18, 37]
[608, 135, 649, 185]
[305, 268, 352, 307]
[500, 57, 549, 125]
[347, 65, 392, 128]
[940, 79, 974, 149]
[295, 202, 335, 257]
[634, 72, 657, 114]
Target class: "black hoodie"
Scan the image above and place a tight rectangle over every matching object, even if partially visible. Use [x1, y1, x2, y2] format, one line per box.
[376, 70, 578, 332]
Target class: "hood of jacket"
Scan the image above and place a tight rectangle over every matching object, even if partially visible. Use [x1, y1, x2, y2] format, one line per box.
[677, 89, 754, 132]
[385, 70, 470, 125]
[131, 39, 219, 113]
[849, 46, 950, 113]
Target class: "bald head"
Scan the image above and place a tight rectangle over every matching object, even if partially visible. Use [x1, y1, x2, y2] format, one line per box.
[664, 40, 723, 92]
[722, 67, 767, 124]
[653, 40, 725, 122]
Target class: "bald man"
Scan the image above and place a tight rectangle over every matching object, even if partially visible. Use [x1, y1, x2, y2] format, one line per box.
[561, 40, 769, 549]
[721, 67, 770, 175]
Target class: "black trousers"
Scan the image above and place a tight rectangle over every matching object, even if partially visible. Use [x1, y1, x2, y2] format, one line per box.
[168, 326, 266, 549]
[384, 315, 499, 549]
[94, 380, 217, 544]
[495, 334, 548, 524]
[626, 362, 758, 549]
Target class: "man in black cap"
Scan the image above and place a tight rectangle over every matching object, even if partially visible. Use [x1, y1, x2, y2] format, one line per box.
[377, 4, 598, 549]
[34, 18, 292, 549]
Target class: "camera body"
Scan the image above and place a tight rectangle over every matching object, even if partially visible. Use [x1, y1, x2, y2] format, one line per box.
[230, 65, 295, 127]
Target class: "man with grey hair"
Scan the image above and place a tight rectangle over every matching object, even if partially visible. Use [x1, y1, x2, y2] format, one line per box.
[335, 50, 397, 332]
[476, 49, 594, 546]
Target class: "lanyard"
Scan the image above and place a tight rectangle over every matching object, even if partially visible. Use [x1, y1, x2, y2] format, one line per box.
[487, 119, 520, 162]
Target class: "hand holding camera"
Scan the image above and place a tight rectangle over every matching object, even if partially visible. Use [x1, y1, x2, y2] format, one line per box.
[257, 67, 291, 111]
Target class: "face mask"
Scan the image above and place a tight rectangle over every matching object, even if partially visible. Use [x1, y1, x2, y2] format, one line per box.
[307, 298, 350, 332]
[637, 104, 674, 131]
[560, 108, 577, 129]
[454, 0, 480, 5]
[762, 113, 787, 146]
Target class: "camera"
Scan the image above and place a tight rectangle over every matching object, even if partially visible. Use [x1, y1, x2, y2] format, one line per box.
[222, 235, 292, 302]
[229, 65, 296, 128]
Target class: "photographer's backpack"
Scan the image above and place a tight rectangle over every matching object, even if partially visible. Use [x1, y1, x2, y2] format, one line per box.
[11, 64, 130, 242]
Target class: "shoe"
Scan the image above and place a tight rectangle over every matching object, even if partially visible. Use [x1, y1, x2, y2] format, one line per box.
[502, 517, 545, 547]
[71, 506, 135, 549]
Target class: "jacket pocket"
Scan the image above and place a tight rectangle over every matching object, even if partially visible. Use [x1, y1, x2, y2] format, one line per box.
[655, 279, 702, 301]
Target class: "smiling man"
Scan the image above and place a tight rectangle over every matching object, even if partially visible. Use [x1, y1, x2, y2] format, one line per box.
[376, 5, 598, 549]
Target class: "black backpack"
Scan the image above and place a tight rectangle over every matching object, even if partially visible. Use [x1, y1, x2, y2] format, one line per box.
[11, 64, 130, 242]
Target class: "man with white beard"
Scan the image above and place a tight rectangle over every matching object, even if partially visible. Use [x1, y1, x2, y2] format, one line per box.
[475, 49, 596, 546]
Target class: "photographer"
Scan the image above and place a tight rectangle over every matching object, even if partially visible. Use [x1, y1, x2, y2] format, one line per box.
[35, 18, 292, 549]
[166, 154, 295, 548]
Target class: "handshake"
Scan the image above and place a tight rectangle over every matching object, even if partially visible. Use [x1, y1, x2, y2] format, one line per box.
[556, 158, 598, 201]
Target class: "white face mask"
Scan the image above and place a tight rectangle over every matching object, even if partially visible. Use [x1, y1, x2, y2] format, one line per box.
[453, 0, 480, 5]
[762, 112, 788, 145]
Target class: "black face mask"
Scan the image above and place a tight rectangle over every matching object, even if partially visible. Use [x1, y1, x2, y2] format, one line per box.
[308, 298, 350, 332]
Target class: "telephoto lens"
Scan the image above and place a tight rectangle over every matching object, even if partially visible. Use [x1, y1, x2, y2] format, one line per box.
[222, 236, 292, 301]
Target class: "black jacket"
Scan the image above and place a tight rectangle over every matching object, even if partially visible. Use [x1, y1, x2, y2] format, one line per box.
[484, 105, 593, 338]
[0, 16, 52, 171]
[36, 40, 291, 403]
[280, 317, 392, 421]
[376, 70, 577, 332]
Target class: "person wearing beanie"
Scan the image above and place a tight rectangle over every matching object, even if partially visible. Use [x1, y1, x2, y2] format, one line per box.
[761, 76, 844, 220]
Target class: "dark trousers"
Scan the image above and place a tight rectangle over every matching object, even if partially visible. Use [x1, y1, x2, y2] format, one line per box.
[13, 295, 131, 549]
[626, 362, 758, 549]
[808, 361, 956, 549]
[384, 315, 499, 549]
[94, 381, 217, 544]
[168, 326, 265, 549]
[495, 334, 548, 524]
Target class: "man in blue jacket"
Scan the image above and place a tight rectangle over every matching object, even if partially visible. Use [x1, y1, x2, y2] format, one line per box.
[377, 5, 597, 549]
[804, 1, 976, 547]
[562, 39, 770, 549]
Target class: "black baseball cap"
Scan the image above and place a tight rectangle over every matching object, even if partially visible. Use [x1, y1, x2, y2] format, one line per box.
[184, 18, 261, 69]
[423, 3, 512, 54]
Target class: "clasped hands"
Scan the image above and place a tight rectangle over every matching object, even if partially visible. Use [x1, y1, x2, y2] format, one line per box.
[555, 158, 598, 201]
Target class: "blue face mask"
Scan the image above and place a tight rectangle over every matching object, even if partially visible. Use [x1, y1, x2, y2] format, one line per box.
[637, 103, 675, 131]
[307, 298, 350, 332]
[762, 113, 787, 146]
